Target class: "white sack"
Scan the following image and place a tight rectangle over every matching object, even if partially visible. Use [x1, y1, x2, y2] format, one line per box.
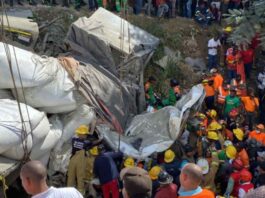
[30, 116, 63, 160]
[54, 105, 95, 151]
[0, 99, 50, 155]
[0, 42, 57, 88]
[13, 59, 78, 113]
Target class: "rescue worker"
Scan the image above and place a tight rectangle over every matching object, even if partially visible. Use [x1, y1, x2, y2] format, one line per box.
[206, 131, 222, 151]
[178, 163, 215, 198]
[206, 109, 218, 127]
[224, 158, 244, 197]
[162, 78, 180, 107]
[241, 88, 259, 130]
[202, 79, 215, 109]
[155, 170, 177, 198]
[67, 125, 102, 195]
[145, 76, 157, 107]
[238, 169, 254, 198]
[235, 142, 250, 169]
[196, 151, 219, 192]
[217, 83, 229, 116]
[223, 87, 241, 118]
[210, 68, 223, 91]
[93, 147, 123, 198]
[149, 165, 161, 197]
[162, 149, 180, 183]
[248, 124, 265, 146]
[86, 146, 99, 198]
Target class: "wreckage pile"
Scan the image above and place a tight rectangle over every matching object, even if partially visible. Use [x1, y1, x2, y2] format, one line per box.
[0, 8, 205, 178]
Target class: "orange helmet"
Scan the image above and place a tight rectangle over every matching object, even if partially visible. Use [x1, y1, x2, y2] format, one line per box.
[240, 169, 252, 182]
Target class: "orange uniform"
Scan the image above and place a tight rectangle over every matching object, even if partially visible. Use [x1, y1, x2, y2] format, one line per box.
[203, 84, 215, 97]
[249, 131, 265, 145]
[237, 149, 249, 168]
[241, 96, 259, 113]
[213, 74, 224, 90]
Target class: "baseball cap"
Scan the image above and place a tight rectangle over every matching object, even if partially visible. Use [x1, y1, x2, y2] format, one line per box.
[120, 167, 152, 198]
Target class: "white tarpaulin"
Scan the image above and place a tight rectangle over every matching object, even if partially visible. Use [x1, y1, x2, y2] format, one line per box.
[99, 84, 205, 159]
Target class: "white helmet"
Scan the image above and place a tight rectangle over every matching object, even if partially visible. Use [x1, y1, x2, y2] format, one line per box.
[224, 140, 233, 147]
[197, 158, 209, 175]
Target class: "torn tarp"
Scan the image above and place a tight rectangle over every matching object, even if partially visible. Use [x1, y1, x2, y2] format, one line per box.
[98, 84, 205, 159]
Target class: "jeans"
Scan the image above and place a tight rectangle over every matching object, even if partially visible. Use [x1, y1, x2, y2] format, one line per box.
[208, 54, 218, 70]
[244, 62, 252, 79]
[183, 0, 192, 18]
[134, 0, 143, 14]
[246, 112, 256, 131]
[228, 69, 237, 82]
[205, 96, 215, 109]
[157, 3, 169, 17]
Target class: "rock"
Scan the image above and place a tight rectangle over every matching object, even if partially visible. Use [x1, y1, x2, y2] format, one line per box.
[184, 57, 206, 71]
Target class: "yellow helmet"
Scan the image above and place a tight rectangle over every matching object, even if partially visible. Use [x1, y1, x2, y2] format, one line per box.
[224, 26, 232, 32]
[75, 125, 89, 135]
[207, 131, 219, 140]
[89, 146, 99, 156]
[164, 149, 175, 163]
[124, 157, 135, 168]
[233, 128, 244, 141]
[208, 122, 222, 131]
[226, 145, 237, 159]
[207, 109, 217, 118]
[198, 113, 206, 119]
[149, 166, 161, 180]
[202, 79, 208, 84]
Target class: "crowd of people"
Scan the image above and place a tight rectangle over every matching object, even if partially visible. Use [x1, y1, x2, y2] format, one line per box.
[6, 0, 252, 18]
[18, 33, 265, 198]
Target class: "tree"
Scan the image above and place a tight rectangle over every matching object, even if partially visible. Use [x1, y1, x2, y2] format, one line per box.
[225, 0, 265, 49]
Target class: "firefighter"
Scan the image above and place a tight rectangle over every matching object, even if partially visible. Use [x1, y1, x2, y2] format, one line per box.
[67, 125, 102, 195]
[196, 151, 219, 192]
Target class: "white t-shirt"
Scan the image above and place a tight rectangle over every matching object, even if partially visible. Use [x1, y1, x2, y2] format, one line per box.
[32, 187, 84, 198]
[208, 38, 221, 55]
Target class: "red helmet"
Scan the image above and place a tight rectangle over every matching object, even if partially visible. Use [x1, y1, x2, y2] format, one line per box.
[240, 169, 252, 182]
[229, 109, 238, 117]
[232, 159, 243, 171]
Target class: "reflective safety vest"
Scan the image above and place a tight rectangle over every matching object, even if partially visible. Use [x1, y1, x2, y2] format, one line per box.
[231, 79, 245, 96]
[217, 86, 228, 104]
[239, 182, 254, 194]
[178, 189, 215, 198]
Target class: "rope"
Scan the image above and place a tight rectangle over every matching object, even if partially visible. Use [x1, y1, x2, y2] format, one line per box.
[0, 0, 33, 162]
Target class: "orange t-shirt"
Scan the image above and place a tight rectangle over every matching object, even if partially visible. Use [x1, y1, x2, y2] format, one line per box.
[213, 74, 224, 90]
[178, 189, 215, 198]
[204, 84, 215, 97]
[241, 97, 259, 112]
[237, 149, 249, 168]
